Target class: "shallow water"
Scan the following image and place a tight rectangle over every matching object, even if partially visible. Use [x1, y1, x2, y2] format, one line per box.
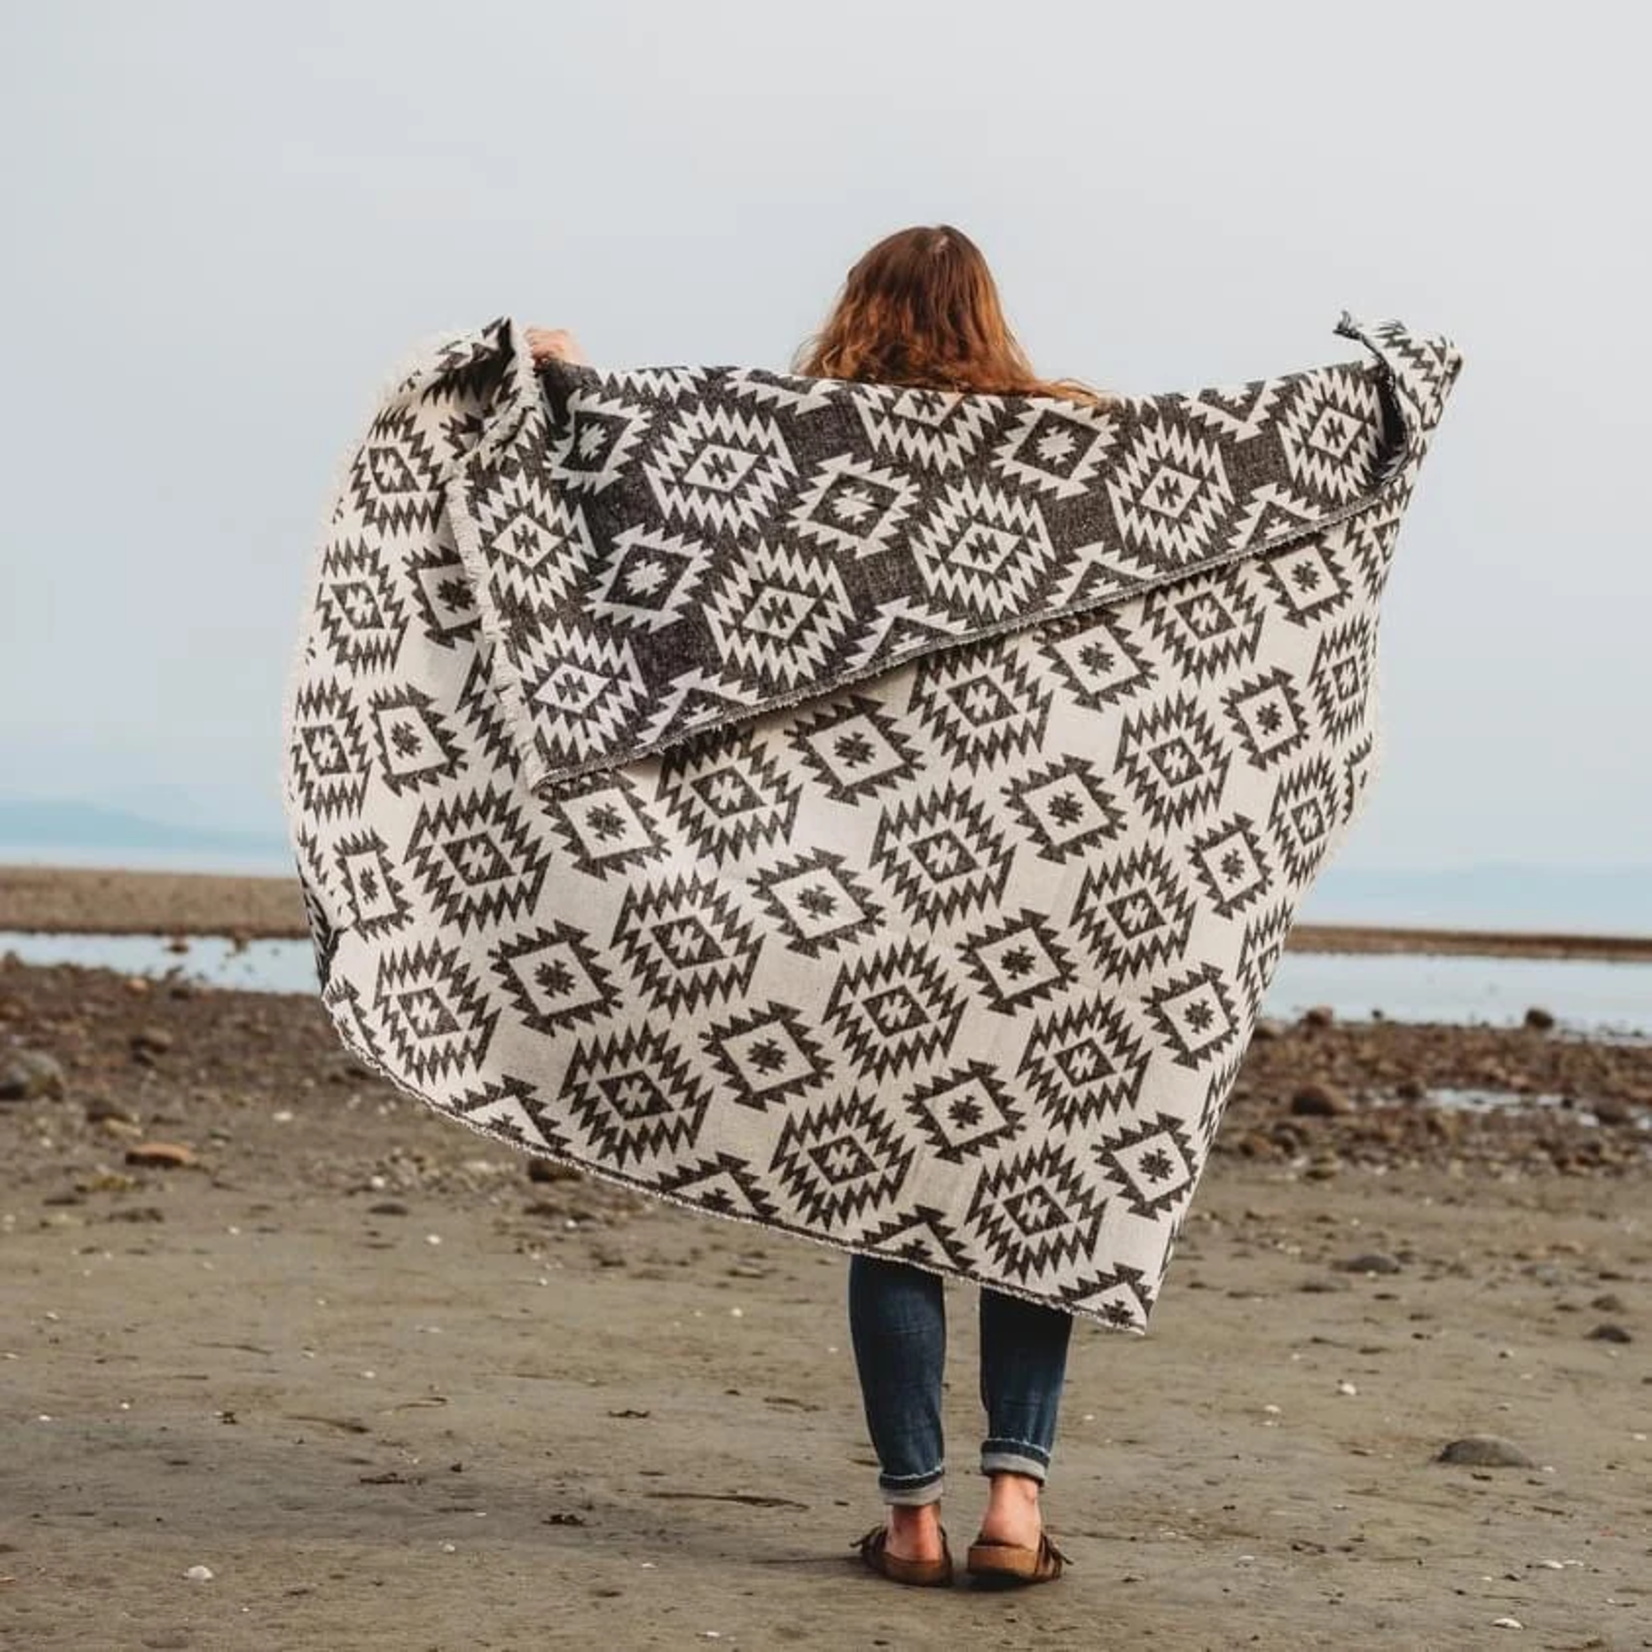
[2, 929, 1646, 1038]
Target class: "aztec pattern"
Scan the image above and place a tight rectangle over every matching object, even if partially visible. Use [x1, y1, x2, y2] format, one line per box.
[282, 312, 1462, 1332]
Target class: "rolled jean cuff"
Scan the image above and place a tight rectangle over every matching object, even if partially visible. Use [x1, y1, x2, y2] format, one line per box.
[879, 1465, 945, 1506]
[980, 1438, 1051, 1482]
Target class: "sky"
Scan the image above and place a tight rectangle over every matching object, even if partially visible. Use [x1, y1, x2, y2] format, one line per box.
[2, 0, 1648, 876]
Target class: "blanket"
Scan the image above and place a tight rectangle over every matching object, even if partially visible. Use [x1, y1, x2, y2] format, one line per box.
[281, 311, 1463, 1331]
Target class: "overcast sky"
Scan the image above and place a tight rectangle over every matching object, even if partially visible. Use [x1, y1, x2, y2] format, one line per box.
[3, 0, 1647, 873]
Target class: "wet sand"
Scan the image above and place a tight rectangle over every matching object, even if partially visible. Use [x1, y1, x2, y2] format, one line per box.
[1, 957, 1649, 1649]
[5, 863, 1652, 962]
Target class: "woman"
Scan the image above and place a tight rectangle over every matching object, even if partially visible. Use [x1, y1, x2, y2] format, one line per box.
[529, 225, 1100, 1590]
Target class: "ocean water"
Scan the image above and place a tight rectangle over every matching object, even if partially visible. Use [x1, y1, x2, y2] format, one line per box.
[1, 930, 1646, 1038]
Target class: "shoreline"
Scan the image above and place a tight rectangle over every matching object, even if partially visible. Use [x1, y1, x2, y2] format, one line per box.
[2, 864, 1650, 962]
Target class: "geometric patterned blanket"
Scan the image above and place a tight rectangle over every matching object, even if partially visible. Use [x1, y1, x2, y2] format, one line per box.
[281, 312, 1463, 1332]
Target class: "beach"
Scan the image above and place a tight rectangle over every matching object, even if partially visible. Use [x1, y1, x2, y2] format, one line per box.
[1, 875, 1649, 1649]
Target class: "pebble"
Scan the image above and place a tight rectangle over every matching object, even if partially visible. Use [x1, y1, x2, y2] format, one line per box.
[1523, 1006, 1555, 1031]
[1334, 1251, 1402, 1274]
[1291, 1082, 1352, 1117]
[1436, 1435, 1535, 1468]
[1587, 1323, 1632, 1343]
[184, 1564, 214, 1583]
[125, 1142, 197, 1168]
[1301, 1005, 1336, 1029]
[1490, 1617, 1523, 1630]
[0, 1049, 67, 1102]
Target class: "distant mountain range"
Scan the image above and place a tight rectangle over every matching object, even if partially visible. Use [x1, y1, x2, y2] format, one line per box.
[2, 799, 1647, 938]
[0, 800, 289, 862]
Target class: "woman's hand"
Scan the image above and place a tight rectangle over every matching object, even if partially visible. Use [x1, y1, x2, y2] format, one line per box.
[526, 326, 589, 367]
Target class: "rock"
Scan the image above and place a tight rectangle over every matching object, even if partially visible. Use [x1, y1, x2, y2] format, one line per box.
[1436, 1435, 1534, 1468]
[1334, 1251, 1402, 1275]
[166, 935, 191, 955]
[1304, 1153, 1341, 1180]
[1394, 1074, 1426, 1102]
[1291, 1082, 1353, 1117]
[85, 1097, 138, 1124]
[1590, 1097, 1633, 1126]
[0, 1049, 67, 1102]
[130, 1026, 175, 1060]
[125, 1141, 196, 1168]
[1251, 1019, 1285, 1042]
[1301, 1005, 1336, 1029]
[528, 1158, 584, 1184]
[1590, 1292, 1627, 1313]
[1587, 1323, 1632, 1343]
[1523, 1006, 1555, 1031]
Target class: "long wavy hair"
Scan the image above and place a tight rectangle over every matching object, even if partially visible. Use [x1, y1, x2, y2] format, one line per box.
[794, 224, 1109, 406]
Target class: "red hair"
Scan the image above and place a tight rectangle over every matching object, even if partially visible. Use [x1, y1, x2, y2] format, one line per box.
[795, 224, 1109, 406]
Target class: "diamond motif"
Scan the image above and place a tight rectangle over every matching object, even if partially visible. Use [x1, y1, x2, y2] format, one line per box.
[542, 769, 668, 880]
[1186, 814, 1273, 920]
[563, 1023, 711, 1169]
[588, 525, 712, 633]
[1115, 694, 1231, 831]
[1140, 567, 1264, 683]
[1309, 615, 1376, 744]
[966, 1143, 1113, 1283]
[1267, 755, 1341, 886]
[493, 921, 615, 1034]
[871, 780, 1011, 930]
[1096, 1112, 1198, 1220]
[1018, 994, 1151, 1133]
[657, 729, 801, 865]
[372, 940, 497, 1086]
[289, 679, 370, 822]
[825, 939, 966, 1082]
[1072, 842, 1198, 979]
[785, 695, 923, 805]
[1222, 665, 1310, 769]
[347, 407, 442, 531]
[1037, 609, 1155, 710]
[547, 391, 655, 493]
[992, 402, 1116, 498]
[645, 402, 797, 532]
[908, 640, 1052, 775]
[1276, 368, 1386, 503]
[702, 999, 833, 1112]
[1254, 530, 1354, 625]
[611, 872, 761, 1015]
[749, 848, 884, 958]
[908, 479, 1056, 620]
[905, 1062, 1024, 1163]
[405, 783, 550, 935]
[368, 685, 464, 795]
[1007, 754, 1124, 863]
[770, 1091, 915, 1231]
[788, 453, 921, 558]
[703, 540, 857, 690]
[332, 829, 410, 938]
[957, 908, 1077, 1015]
[1105, 421, 1236, 570]
[1145, 963, 1241, 1069]
[317, 541, 406, 676]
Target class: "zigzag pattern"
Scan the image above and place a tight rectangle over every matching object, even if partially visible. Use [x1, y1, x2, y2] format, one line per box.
[282, 310, 1463, 1331]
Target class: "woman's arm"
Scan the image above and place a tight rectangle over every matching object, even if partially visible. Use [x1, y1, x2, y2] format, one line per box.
[525, 327, 589, 366]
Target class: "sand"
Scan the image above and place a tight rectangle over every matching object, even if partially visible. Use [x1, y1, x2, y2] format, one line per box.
[1, 953, 1649, 1649]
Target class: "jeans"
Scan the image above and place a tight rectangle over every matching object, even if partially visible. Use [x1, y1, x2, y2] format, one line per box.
[847, 1252, 1074, 1506]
